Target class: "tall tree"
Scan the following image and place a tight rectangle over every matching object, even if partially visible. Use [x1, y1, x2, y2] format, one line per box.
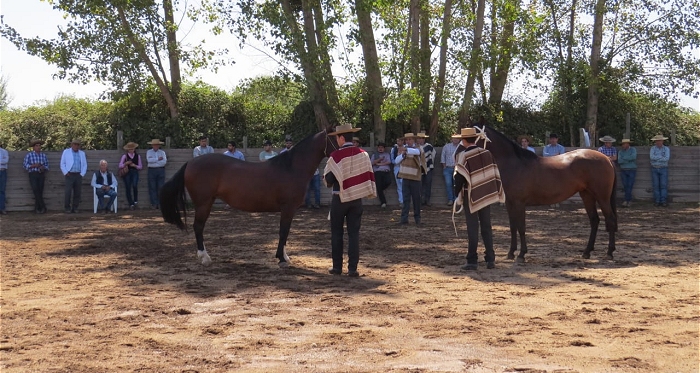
[584, 0, 605, 141]
[428, 0, 454, 138]
[458, 0, 486, 128]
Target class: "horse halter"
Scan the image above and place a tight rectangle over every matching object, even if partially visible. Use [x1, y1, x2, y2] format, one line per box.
[324, 129, 339, 156]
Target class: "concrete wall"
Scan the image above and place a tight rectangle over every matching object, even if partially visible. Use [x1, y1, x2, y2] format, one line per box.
[2, 146, 698, 212]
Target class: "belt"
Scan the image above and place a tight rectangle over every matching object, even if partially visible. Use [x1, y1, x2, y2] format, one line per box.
[149, 166, 165, 169]
[68, 172, 81, 175]
[374, 170, 390, 173]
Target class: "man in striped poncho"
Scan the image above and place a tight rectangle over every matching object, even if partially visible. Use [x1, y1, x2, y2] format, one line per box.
[324, 124, 377, 277]
[453, 127, 505, 271]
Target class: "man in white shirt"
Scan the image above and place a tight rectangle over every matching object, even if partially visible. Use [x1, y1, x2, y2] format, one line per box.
[91, 160, 119, 213]
[146, 139, 168, 209]
[60, 138, 88, 213]
[193, 136, 214, 158]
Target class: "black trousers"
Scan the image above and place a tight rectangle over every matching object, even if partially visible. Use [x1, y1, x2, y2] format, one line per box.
[29, 172, 46, 212]
[374, 170, 392, 205]
[401, 179, 422, 223]
[330, 195, 363, 271]
[464, 205, 495, 264]
[64, 173, 83, 211]
[421, 169, 433, 204]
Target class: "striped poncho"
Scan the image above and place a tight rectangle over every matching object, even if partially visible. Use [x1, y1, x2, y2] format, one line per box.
[324, 146, 377, 203]
[454, 146, 505, 213]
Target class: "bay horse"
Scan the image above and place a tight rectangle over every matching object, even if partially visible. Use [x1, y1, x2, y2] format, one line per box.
[475, 126, 617, 262]
[159, 129, 337, 267]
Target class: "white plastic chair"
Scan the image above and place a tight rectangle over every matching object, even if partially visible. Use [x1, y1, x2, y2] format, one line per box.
[93, 185, 118, 214]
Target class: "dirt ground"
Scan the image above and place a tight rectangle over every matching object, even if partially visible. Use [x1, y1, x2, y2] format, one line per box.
[1, 202, 698, 373]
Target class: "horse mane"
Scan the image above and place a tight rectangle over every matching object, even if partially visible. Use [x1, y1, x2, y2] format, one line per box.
[484, 126, 539, 160]
[267, 131, 321, 168]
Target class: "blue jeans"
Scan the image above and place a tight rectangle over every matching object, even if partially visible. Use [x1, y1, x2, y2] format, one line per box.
[394, 168, 403, 204]
[148, 167, 165, 207]
[443, 167, 454, 203]
[0, 169, 6, 211]
[651, 167, 668, 204]
[305, 173, 321, 206]
[123, 169, 140, 206]
[96, 187, 118, 210]
[619, 169, 636, 202]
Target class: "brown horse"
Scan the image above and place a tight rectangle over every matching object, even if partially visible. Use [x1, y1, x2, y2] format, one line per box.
[159, 129, 337, 267]
[476, 126, 617, 262]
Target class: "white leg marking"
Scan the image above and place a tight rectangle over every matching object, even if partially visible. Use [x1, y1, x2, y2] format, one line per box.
[197, 247, 212, 267]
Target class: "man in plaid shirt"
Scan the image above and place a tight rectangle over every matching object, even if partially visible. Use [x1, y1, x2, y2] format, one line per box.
[597, 135, 618, 161]
[23, 139, 50, 214]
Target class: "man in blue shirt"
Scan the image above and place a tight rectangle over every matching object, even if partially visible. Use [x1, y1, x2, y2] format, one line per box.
[617, 138, 637, 207]
[649, 134, 670, 207]
[542, 133, 566, 157]
[440, 135, 460, 205]
[223, 141, 245, 160]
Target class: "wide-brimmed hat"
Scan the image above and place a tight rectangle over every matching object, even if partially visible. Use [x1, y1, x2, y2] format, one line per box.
[403, 132, 418, 139]
[517, 135, 533, 144]
[123, 142, 139, 150]
[30, 139, 44, 146]
[650, 134, 668, 141]
[450, 133, 462, 139]
[456, 127, 478, 138]
[620, 138, 632, 144]
[70, 138, 82, 144]
[352, 137, 360, 142]
[147, 139, 164, 145]
[599, 135, 616, 143]
[417, 132, 429, 138]
[328, 123, 362, 136]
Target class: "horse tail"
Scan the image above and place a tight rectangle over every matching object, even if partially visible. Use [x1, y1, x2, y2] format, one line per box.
[610, 167, 618, 232]
[160, 163, 188, 231]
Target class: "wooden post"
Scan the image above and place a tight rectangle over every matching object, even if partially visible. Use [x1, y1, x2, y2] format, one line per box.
[116, 131, 124, 150]
[243, 136, 248, 153]
[370, 133, 375, 149]
[625, 113, 631, 139]
[545, 131, 550, 146]
[579, 128, 587, 147]
[165, 137, 171, 149]
[671, 129, 676, 146]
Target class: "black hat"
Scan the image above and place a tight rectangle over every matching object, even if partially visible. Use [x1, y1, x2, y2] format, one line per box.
[549, 133, 559, 139]
[263, 140, 273, 146]
[228, 141, 237, 147]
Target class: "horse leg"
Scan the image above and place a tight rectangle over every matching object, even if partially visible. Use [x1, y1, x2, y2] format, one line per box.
[193, 198, 215, 266]
[506, 203, 520, 260]
[597, 191, 617, 260]
[275, 207, 295, 268]
[579, 191, 600, 259]
[512, 205, 528, 263]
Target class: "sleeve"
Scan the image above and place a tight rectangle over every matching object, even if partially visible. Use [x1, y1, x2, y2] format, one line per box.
[193, 147, 199, 158]
[161, 151, 167, 165]
[324, 170, 337, 188]
[23, 154, 31, 171]
[90, 172, 99, 189]
[59, 150, 68, 175]
[80, 152, 88, 176]
[42, 154, 49, 170]
[135, 154, 143, 170]
[118, 154, 127, 169]
[110, 173, 118, 189]
[0, 150, 8, 165]
[441, 146, 447, 164]
[662, 147, 670, 162]
[542, 146, 551, 157]
[259, 152, 265, 161]
[146, 150, 158, 164]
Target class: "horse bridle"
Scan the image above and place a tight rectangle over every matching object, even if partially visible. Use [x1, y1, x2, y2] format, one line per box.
[325, 129, 339, 156]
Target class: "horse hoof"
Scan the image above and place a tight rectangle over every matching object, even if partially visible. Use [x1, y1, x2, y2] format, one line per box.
[582, 252, 591, 259]
[515, 257, 525, 264]
[197, 250, 212, 266]
[605, 254, 614, 260]
[507, 253, 515, 260]
[278, 261, 289, 269]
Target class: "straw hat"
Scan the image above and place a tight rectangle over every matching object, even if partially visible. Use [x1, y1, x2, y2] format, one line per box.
[599, 135, 616, 143]
[147, 139, 164, 145]
[417, 131, 429, 138]
[123, 142, 139, 150]
[650, 134, 668, 141]
[352, 137, 360, 142]
[70, 138, 82, 144]
[328, 123, 361, 136]
[450, 133, 462, 139]
[30, 139, 44, 146]
[456, 127, 478, 138]
[517, 135, 533, 144]
[620, 138, 632, 144]
[403, 132, 418, 139]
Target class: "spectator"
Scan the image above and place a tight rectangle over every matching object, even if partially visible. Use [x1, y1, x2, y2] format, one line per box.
[305, 167, 321, 209]
[23, 139, 49, 214]
[598, 135, 618, 161]
[453, 127, 505, 270]
[417, 131, 435, 206]
[280, 138, 293, 154]
[371, 142, 393, 208]
[441, 134, 461, 206]
[146, 139, 167, 209]
[324, 123, 376, 277]
[649, 134, 670, 207]
[223, 141, 245, 160]
[617, 138, 637, 207]
[119, 142, 143, 210]
[542, 133, 566, 157]
[517, 135, 536, 153]
[0, 141, 7, 214]
[91, 159, 118, 214]
[259, 140, 278, 161]
[390, 136, 405, 208]
[395, 132, 427, 226]
[352, 137, 361, 147]
[193, 136, 214, 158]
[60, 138, 88, 213]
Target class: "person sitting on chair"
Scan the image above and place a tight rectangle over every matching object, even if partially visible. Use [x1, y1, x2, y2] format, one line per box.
[91, 159, 118, 213]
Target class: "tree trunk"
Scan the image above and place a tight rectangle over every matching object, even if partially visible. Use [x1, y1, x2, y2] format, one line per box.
[429, 0, 453, 139]
[458, 0, 485, 128]
[163, 0, 181, 110]
[419, 0, 431, 127]
[409, 0, 421, 133]
[355, 0, 386, 142]
[311, 0, 340, 114]
[566, 0, 577, 145]
[585, 0, 605, 143]
[116, 5, 179, 120]
[488, 0, 518, 106]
